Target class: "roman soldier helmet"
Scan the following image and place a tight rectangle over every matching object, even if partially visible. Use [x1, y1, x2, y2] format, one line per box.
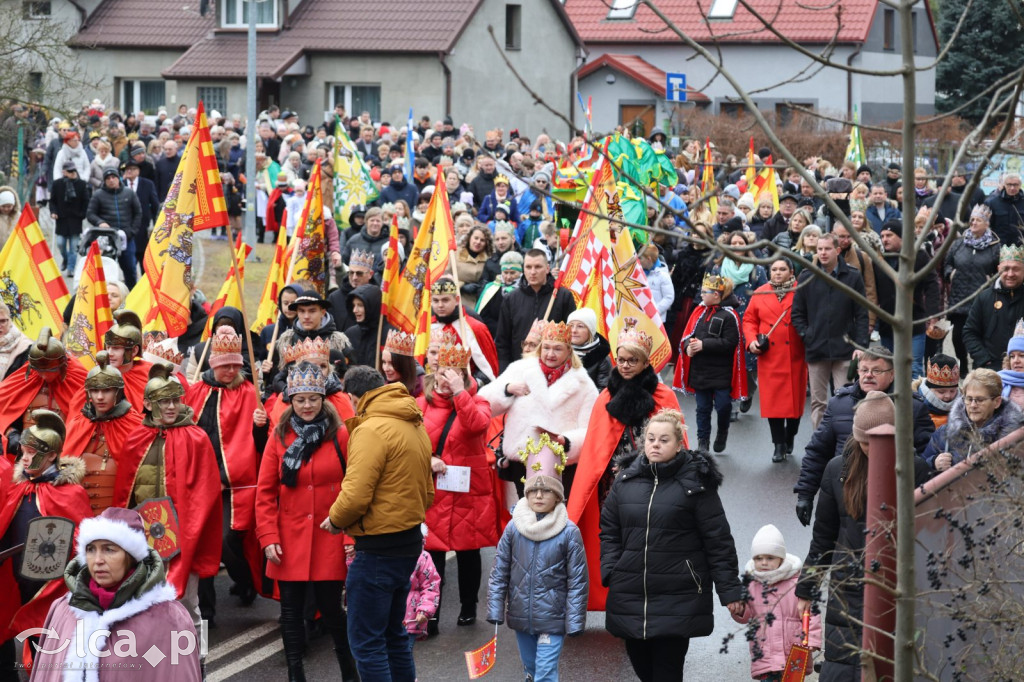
[84, 350, 125, 391]
[27, 327, 67, 377]
[104, 309, 143, 353]
[144, 361, 185, 420]
[22, 409, 66, 466]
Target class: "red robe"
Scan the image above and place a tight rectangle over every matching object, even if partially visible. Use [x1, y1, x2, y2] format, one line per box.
[741, 286, 806, 418]
[0, 458, 91, 642]
[0, 358, 88, 456]
[566, 383, 681, 610]
[119, 359, 154, 411]
[673, 304, 748, 400]
[63, 406, 143, 462]
[113, 420, 223, 597]
[434, 309, 499, 381]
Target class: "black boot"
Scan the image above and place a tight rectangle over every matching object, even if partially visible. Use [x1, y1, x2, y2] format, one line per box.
[786, 436, 795, 455]
[287, 665, 307, 682]
[739, 397, 753, 413]
[697, 438, 710, 454]
[713, 429, 728, 453]
[772, 443, 786, 463]
[336, 647, 360, 682]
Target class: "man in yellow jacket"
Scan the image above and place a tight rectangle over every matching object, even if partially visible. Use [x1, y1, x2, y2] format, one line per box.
[326, 366, 433, 681]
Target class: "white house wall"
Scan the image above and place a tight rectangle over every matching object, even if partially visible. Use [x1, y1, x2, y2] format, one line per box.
[447, 0, 579, 139]
[70, 48, 185, 113]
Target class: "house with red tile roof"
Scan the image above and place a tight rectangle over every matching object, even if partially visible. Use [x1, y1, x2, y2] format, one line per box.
[565, 0, 938, 136]
[66, 0, 586, 136]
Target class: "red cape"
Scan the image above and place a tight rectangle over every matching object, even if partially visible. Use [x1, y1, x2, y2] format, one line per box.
[63, 406, 143, 462]
[120, 359, 154, 412]
[566, 383, 681, 610]
[673, 304, 748, 400]
[0, 459, 91, 641]
[0, 358, 88, 455]
[113, 421, 223, 596]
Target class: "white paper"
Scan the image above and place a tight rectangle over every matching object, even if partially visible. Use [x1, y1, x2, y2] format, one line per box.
[436, 465, 471, 493]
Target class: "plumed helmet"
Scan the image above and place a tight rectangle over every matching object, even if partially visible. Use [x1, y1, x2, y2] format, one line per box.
[27, 328, 67, 374]
[104, 309, 143, 351]
[84, 350, 125, 391]
[144, 361, 184, 405]
[22, 409, 66, 457]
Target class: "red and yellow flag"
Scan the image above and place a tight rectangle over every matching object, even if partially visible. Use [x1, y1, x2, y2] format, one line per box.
[203, 235, 252, 341]
[284, 160, 328, 295]
[0, 204, 70, 339]
[744, 136, 757, 188]
[752, 154, 780, 211]
[379, 215, 402, 321]
[700, 137, 718, 214]
[251, 213, 290, 334]
[384, 166, 455, 357]
[126, 101, 227, 336]
[65, 241, 113, 369]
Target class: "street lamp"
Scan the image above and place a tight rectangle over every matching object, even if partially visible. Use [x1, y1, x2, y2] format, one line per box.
[243, 0, 269, 249]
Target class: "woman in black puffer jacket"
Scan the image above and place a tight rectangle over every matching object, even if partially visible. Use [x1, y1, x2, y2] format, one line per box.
[600, 409, 744, 681]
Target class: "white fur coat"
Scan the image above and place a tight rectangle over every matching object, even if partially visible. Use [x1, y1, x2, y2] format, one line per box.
[480, 358, 598, 464]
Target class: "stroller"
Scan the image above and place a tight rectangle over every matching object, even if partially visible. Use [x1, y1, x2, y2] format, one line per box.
[78, 225, 125, 260]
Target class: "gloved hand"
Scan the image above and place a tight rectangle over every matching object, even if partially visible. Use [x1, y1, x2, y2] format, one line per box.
[796, 497, 813, 527]
[5, 430, 21, 458]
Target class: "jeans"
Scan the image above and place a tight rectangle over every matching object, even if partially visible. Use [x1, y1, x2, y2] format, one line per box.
[57, 234, 79, 273]
[624, 636, 690, 682]
[117, 238, 137, 289]
[879, 332, 926, 380]
[694, 388, 731, 442]
[515, 631, 564, 682]
[346, 551, 418, 682]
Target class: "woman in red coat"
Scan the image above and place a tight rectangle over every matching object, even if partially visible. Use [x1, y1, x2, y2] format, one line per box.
[742, 257, 807, 462]
[417, 341, 498, 633]
[254, 361, 357, 681]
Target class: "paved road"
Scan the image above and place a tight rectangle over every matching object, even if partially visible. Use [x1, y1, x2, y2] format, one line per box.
[204, 371, 822, 681]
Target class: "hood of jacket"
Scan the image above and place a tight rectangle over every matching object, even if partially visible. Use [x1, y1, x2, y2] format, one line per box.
[517, 273, 555, 296]
[293, 310, 338, 338]
[358, 224, 389, 246]
[0, 185, 20, 212]
[620, 448, 724, 493]
[944, 396, 1024, 445]
[65, 547, 169, 614]
[355, 383, 423, 425]
[347, 284, 382, 329]
[13, 456, 86, 485]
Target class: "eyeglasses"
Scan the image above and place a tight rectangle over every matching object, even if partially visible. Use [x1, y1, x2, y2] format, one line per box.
[616, 356, 640, 367]
[963, 396, 994, 405]
[700, 289, 721, 296]
[156, 398, 181, 409]
[857, 368, 893, 377]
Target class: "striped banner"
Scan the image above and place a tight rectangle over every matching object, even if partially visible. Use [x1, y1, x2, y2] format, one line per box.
[0, 203, 70, 339]
[66, 240, 114, 369]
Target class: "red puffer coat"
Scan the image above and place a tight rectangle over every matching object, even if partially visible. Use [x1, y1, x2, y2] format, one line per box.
[418, 387, 500, 552]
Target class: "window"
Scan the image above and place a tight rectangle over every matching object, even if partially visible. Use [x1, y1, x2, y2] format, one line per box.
[22, 1, 51, 19]
[222, 0, 277, 28]
[708, 0, 738, 20]
[607, 0, 637, 20]
[331, 85, 381, 123]
[505, 4, 521, 50]
[196, 86, 227, 115]
[121, 79, 166, 114]
[720, 102, 746, 118]
[883, 8, 895, 50]
[775, 102, 813, 128]
[28, 73, 43, 99]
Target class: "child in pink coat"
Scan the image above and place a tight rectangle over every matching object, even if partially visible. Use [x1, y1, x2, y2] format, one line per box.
[404, 524, 441, 648]
[731, 524, 822, 681]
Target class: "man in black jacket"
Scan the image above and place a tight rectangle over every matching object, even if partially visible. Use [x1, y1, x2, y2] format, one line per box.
[495, 250, 576, 371]
[49, 162, 90, 276]
[122, 159, 160, 273]
[791, 233, 869, 429]
[86, 168, 142, 289]
[962, 245, 1024, 370]
[793, 346, 935, 526]
[760, 193, 798, 242]
[985, 173, 1024, 246]
[154, 140, 180, 202]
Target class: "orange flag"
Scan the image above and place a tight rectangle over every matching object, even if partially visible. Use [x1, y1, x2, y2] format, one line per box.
[379, 215, 402, 321]
[203, 235, 252, 340]
[0, 204, 70, 338]
[700, 137, 718, 214]
[464, 630, 497, 679]
[126, 101, 227, 336]
[251, 212, 290, 334]
[383, 166, 455, 358]
[65, 241, 114, 369]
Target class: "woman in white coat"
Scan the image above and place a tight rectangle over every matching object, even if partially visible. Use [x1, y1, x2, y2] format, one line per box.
[480, 320, 598, 500]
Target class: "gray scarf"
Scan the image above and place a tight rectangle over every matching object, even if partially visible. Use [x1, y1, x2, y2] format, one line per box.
[918, 382, 956, 414]
[282, 410, 329, 487]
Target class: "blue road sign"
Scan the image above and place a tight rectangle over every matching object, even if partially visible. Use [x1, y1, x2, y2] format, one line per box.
[666, 73, 687, 103]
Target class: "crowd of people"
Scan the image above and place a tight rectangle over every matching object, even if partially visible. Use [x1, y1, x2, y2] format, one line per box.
[1, 98, 1023, 682]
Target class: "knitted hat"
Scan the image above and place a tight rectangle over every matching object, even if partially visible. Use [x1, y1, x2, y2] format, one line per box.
[881, 219, 902, 238]
[750, 524, 786, 560]
[76, 507, 151, 564]
[499, 251, 524, 272]
[567, 308, 597, 339]
[209, 325, 244, 368]
[852, 391, 895, 444]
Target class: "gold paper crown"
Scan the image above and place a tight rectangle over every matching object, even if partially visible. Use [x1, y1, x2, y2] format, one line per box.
[925, 357, 960, 388]
[430, 326, 459, 346]
[437, 342, 473, 369]
[525, 319, 546, 342]
[384, 330, 416, 356]
[350, 248, 376, 270]
[1000, 244, 1024, 263]
[617, 317, 653, 355]
[210, 326, 243, 355]
[540, 321, 571, 344]
[702, 273, 728, 292]
[287, 362, 328, 396]
[430, 278, 459, 295]
[517, 432, 567, 478]
[494, 174, 510, 186]
[143, 337, 184, 366]
[283, 336, 330, 366]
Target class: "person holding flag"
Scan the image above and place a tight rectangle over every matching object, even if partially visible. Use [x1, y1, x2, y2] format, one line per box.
[429, 277, 498, 384]
[64, 241, 114, 371]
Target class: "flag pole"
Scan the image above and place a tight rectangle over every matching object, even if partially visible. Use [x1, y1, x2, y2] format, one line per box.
[447, 249, 471, 345]
[374, 311, 385, 372]
[223, 218, 264, 409]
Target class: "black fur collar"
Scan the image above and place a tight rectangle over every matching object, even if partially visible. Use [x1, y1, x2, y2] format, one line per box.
[605, 365, 658, 426]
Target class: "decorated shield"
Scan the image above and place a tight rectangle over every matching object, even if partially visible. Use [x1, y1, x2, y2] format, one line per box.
[20, 516, 75, 581]
[134, 497, 181, 560]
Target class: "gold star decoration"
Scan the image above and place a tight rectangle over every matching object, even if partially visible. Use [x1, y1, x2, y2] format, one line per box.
[611, 245, 645, 312]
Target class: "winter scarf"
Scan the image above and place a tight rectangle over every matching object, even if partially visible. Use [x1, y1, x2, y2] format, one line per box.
[962, 228, 999, 250]
[540, 358, 572, 386]
[918, 382, 957, 414]
[770, 277, 797, 302]
[141, 405, 195, 430]
[720, 258, 754, 287]
[281, 410, 329, 486]
[744, 553, 803, 587]
[511, 498, 568, 542]
[998, 369, 1024, 399]
[0, 325, 26, 354]
[605, 365, 659, 427]
[81, 399, 133, 422]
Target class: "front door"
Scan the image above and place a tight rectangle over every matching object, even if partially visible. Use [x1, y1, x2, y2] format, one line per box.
[620, 103, 656, 138]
